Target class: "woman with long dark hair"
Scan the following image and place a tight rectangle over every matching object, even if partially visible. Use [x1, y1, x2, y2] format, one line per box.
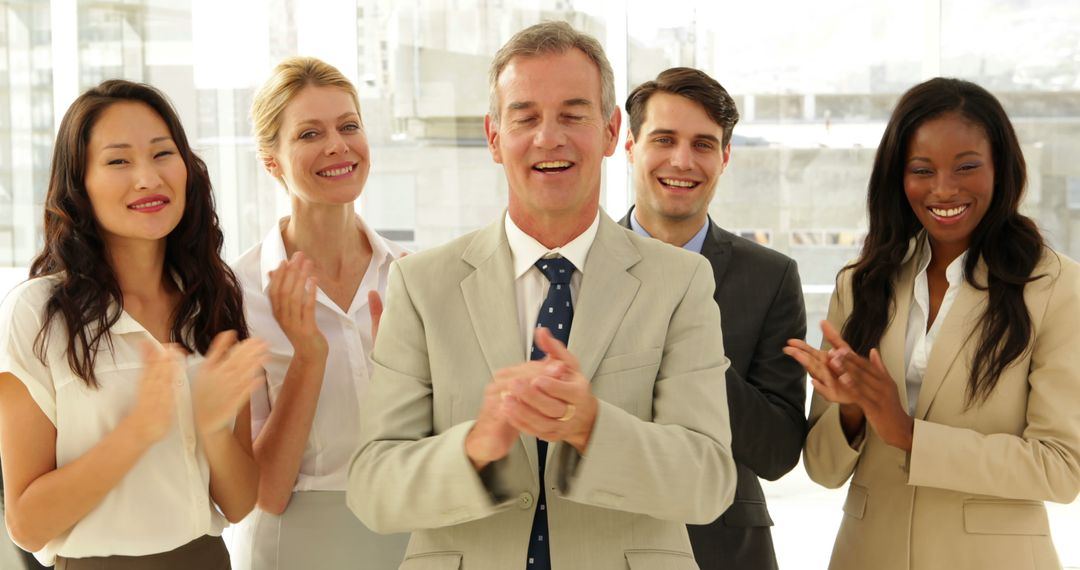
[0, 80, 264, 569]
[787, 77, 1080, 569]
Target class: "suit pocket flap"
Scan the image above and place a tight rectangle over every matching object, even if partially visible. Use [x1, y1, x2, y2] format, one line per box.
[624, 549, 697, 570]
[721, 499, 774, 527]
[963, 500, 1050, 536]
[399, 552, 462, 570]
[593, 348, 663, 377]
[842, 484, 867, 520]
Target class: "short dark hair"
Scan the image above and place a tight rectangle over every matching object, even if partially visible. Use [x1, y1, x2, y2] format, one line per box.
[625, 67, 739, 146]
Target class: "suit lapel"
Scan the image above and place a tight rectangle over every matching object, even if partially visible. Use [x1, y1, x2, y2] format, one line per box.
[460, 219, 540, 473]
[571, 215, 643, 381]
[460, 219, 526, 376]
[700, 221, 732, 296]
[879, 241, 922, 414]
[881, 255, 915, 412]
[913, 260, 986, 419]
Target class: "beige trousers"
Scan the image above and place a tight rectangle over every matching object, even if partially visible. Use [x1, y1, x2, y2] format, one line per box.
[231, 490, 410, 570]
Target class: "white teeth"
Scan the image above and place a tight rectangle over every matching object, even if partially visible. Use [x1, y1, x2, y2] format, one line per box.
[318, 164, 354, 177]
[534, 160, 572, 170]
[930, 205, 968, 217]
[660, 178, 697, 188]
[129, 200, 165, 209]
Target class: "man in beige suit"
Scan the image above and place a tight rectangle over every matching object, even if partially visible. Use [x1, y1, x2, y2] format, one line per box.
[347, 21, 736, 570]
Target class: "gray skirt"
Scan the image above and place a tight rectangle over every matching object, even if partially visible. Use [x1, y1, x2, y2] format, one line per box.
[231, 490, 410, 570]
[55, 534, 229, 570]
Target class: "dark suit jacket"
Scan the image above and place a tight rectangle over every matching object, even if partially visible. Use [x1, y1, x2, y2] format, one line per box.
[621, 211, 808, 570]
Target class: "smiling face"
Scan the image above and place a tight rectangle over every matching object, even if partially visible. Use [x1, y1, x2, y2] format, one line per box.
[83, 101, 187, 248]
[904, 112, 995, 261]
[626, 92, 730, 230]
[265, 85, 369, 206]
[485, 48, 620, 235]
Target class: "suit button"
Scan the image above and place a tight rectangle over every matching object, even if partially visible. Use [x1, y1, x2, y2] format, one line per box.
[518, 492, 534, 509]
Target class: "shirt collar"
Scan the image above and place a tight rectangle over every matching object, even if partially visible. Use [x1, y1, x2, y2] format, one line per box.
[259, 218, 289, 292]
[914, 233, 967, 286]
[504, 211, 599, 279]
[110, 271, 187, 336]
[111, 311, 145, 335]
[258, 215, 404, 292]
[629, 208, 710, 254]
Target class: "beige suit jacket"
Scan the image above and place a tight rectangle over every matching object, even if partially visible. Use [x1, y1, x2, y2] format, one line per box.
[805, 239, 1080, 570]
[347, 213, 737, 570]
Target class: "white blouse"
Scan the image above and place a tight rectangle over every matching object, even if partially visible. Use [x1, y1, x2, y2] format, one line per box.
[231, 218, 408, 491]
[0, 275, 226, 566]
[904, 242, 968, 414]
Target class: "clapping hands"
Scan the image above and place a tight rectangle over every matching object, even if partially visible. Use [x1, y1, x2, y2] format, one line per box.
[268, 252, 327, 359]
[464, 328, 599, 471]
[193, 331, 268, 437]
[785, 320, 914, 452]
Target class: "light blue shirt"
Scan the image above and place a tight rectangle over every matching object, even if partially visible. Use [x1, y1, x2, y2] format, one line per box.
[629, 209, 711, 254]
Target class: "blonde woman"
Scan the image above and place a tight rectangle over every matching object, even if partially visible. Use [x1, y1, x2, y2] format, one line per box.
[230, 57, 409, 569]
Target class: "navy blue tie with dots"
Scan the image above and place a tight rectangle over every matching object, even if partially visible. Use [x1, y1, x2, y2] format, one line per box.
[526, 256, 575, 569]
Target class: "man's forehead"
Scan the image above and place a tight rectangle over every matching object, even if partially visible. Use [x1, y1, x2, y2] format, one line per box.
[506, 98, 593, 112]
[496, 50, 602, 109]
[643, 92, 722, 133]
[497, 49, 599, 86]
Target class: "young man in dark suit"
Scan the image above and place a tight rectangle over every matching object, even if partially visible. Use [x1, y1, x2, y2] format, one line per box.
[621, 67, 808, 570]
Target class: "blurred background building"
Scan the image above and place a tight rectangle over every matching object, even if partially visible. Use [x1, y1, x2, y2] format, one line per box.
[2, 0, 1080, 567]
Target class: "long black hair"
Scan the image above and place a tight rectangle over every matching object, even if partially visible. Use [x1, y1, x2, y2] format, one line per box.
[30, 79, 248, 387]
[844, 77, 1044, 405]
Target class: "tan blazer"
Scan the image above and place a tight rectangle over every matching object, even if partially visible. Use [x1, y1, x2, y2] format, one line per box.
[347, 214, 737, 570]
[805, 239, 1080, 570]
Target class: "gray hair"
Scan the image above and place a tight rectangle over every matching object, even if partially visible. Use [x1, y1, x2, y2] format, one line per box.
[488, 21, 615, 127]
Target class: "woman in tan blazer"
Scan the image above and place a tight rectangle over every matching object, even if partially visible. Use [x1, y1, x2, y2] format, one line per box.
[786, 77, 1080, 570]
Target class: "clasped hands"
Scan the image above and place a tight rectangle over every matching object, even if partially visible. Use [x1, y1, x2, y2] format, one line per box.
[784, 320, 914, 452]
[465, 327, 598, 471]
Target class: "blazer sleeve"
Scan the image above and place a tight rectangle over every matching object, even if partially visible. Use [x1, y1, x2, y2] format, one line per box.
[549, 256, 737, 524]
[803, 272, 868, 488]
[725, 258, 808, 481]
[907, 259, 1080, 503]
[346, 266, 524, 534]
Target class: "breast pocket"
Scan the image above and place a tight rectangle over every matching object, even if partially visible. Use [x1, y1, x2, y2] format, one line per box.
[398, 552, 462, 570]
[624, 549, 697, 570]
[55, 357, 145, 463]
[591, 348, 663, 419]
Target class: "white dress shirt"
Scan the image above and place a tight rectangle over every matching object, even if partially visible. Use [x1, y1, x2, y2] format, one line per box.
[504, 212, 599, 357]
[231, 217, 408, 491]
[904, 240, 968, 414]
[0, 275, 226, 566]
